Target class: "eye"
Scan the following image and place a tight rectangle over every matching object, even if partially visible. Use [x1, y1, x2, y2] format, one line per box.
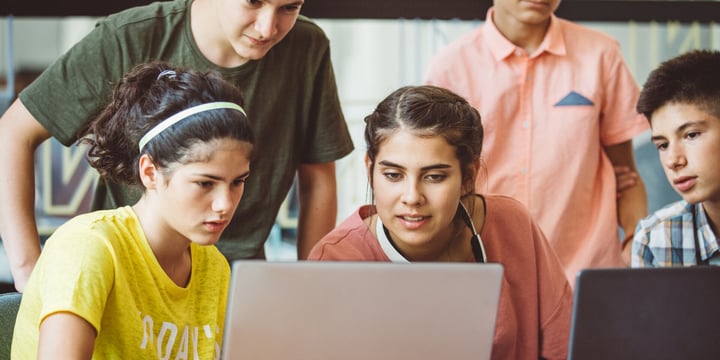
[245, 0, 262, 6]
[425, 173, 447, 183]
[653, 141, 668, 151]
[232, 177, 248, 187]
[382, 171, 403, 182]
[282, 3, 302, 12]
[196, 181, 214, 189]
[686, 131, 701, 140]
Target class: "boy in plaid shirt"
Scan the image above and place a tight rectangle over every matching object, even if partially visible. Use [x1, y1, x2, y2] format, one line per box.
[632, 50, 720, 267]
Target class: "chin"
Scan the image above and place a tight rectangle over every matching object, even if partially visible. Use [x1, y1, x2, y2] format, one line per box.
[192, 236, 221, 247]
[248, 50, 271, 61]
[680, 193, 705, 205]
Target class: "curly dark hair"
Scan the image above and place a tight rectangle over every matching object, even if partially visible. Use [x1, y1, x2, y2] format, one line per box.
[79, 61, 254, 185]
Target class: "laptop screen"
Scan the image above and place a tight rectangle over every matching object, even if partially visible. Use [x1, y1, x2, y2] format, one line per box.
[568, 267, 720, 360]
[221, 261, 504, 360]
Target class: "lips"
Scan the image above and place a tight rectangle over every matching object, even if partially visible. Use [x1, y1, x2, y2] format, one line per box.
[396, 215, 430, 230]
[673, 176, 697, 192]
[204, 220, 228, 233]
[522, 0, 551, 8]
[401, 215, 426, 221]
[245, 35, 271, 47]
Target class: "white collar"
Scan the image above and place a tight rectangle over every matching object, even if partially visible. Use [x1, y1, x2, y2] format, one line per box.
[375, 216, 410, 263]
[374, 202, 486, 263]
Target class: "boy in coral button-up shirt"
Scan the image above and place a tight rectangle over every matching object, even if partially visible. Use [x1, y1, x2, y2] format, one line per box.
[426, 0, 649, 284]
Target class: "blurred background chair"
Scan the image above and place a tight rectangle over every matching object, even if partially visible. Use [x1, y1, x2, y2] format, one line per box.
[0, 292, 21, 360]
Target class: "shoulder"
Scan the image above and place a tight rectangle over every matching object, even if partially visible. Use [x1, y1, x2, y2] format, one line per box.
[293, 16, 330, 38]
[483, 194, 533, 219]
[637, 200, 691, 231]
[554, 17, 623, 60]
[57, 207, 134, 233]
[279, 15, 331, 49]
[317, 207, 373, 246]
[479, 194, 544, 252]
[263, 15, 331, 67]
[478, 194, 537, 239]
[97, 0, 187, 32]
[33, 209, 139, 281]
[44, 207, 139, 250]
[555, 17, 619, 46]
[308, 206, 378, 260]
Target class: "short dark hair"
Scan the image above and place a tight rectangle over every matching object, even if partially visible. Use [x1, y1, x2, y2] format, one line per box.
[637, 49, 720, 122]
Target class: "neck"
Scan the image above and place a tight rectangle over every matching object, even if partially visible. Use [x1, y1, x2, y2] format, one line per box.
[190, 0, 250, 67]
[133, 199, 193, 287]
[492, 12, 550, 55]
[380, 212, 471, 262]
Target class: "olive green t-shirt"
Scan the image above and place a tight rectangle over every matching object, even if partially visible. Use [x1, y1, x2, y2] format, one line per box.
[20, 0, 354, 260]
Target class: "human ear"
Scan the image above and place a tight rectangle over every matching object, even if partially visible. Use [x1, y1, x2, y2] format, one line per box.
[462, 158, 482, 195]
[364, 153, 374, 189]
[138, 154, 159, 189]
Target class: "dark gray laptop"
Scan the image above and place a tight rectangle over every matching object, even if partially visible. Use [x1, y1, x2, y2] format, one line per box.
[221, 260, 504, 360]
[568, 267, 720, 360]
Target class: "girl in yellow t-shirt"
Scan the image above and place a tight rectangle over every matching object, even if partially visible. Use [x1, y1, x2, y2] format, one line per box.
[12, 62, 254, 359]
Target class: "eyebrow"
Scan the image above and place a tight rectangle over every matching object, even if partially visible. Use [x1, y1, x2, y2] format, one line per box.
[650, 120, 707, 142]
[377, 160, 452, 171]
[194, 171, 251, 181]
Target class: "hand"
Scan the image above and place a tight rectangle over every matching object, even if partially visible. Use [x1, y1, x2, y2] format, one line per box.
[614, 166, 639, 198]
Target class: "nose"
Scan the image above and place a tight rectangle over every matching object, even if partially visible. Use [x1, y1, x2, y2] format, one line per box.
[212, 187, 236, 214]
[400, 180, 424, 206]
[254, 9, 277, 39]
[663, 143, 687, 171]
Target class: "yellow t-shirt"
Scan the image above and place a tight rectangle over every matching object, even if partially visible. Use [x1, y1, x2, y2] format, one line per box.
[12, 206, 230, 359]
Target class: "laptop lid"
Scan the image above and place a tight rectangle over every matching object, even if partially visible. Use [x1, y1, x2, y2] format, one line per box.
[221, 260, 504, 360]
[568, 267, 720, 360]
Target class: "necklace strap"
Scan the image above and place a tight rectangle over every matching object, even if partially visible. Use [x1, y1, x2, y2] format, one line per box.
[374, 200, 487, 263]
[458, 201, 487, 263]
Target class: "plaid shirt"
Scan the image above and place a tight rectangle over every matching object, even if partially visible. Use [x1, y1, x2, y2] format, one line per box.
[631, 200, 720, 267]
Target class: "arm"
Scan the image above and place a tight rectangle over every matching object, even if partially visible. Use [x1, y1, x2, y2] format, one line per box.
[605, 140, 648, 265]
[0, 99, 51, 291]
[295, 161, 338, 260]
[39, 312, 96, 359]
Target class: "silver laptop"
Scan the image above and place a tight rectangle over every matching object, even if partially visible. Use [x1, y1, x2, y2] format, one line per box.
[568, 267, 720, 360]
[221, 260, 504, 360]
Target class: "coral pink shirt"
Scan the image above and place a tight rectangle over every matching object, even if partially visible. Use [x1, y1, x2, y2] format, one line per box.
[425, 9, 649, 282]
[309, 195, 573, 360]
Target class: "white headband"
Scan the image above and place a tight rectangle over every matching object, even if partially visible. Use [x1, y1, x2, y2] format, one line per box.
[138, 101, 247, 151]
